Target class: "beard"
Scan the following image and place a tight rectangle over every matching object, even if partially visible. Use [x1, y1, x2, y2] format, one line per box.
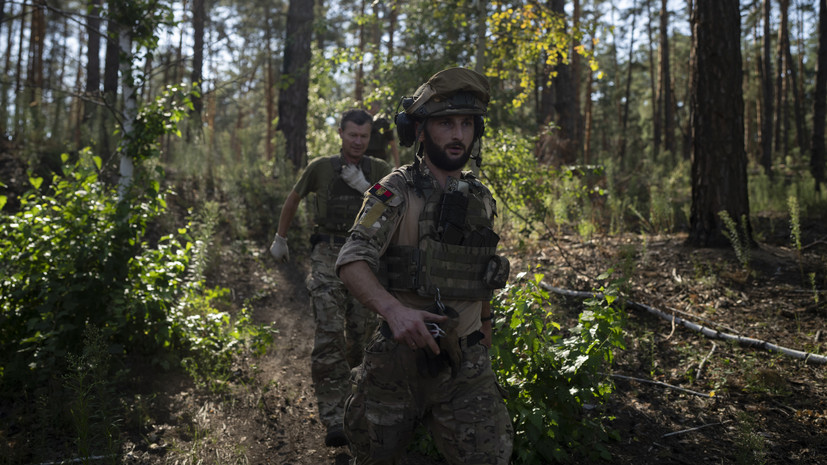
[422, 129, 473, 171]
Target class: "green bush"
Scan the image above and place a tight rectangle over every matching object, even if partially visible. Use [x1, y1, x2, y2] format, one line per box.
[490, 272, 625, 463]
[0, 86, 273, 392]
[0, 151, 189, 386]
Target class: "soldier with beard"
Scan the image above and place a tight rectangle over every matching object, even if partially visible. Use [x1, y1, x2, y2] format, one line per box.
[335, 68, 513, 464]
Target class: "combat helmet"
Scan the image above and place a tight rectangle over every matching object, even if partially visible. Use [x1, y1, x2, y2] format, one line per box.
[396, 67, 490, 147]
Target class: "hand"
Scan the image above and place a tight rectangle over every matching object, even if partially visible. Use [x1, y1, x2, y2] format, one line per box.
[385, 305, 448, 355]
[269, 233, 289, 262]
[341, 164, 372, 193]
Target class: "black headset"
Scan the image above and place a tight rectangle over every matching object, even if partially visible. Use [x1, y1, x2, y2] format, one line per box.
[395, 97, 485, 148]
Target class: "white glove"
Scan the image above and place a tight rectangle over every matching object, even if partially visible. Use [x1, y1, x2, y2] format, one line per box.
[341, 164, 372, 193]
[269, 233, 289, 262]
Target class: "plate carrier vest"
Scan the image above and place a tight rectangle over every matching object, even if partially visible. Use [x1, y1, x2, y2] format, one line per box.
[315, 156, 373, 235]
[380, 166, 504, 300]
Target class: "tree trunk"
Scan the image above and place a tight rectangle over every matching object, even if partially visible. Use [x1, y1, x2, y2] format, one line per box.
[265, 7, 275, 160]
[27, 0, 46, 133]
[536, 0, 578, 166]
[619, 0, 638, 164]
[387, 0, 397, 62]
[647, 0, 661, 159]
[660, 0, 674, 155]
[583, 19, 598, 164]
[687, 0, 750, 248]
[744, 31, 754, 163]
[277, 0, 314, 171]
[1, 0, 11, 136]
[14, 4, 26, 137]
[773, 2, 783, 154]
[812, 0, 827, 192]
[475, 0, 487, 74]
[83, 0, 103, 125]
[50, 14, 69, 141]
[191, 0, 205, 118]
[778, 0, 807, 155]
[315, 0, 325, 50]
[760, 0, 773, 176]
[571, 0, 582, 153]
[355, 0, 365, 104]
[117, 28, 136, 196]
[102, 6, 120, 155]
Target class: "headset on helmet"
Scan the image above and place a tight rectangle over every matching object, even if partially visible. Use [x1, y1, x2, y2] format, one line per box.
[395, 99, 486, 147]
[395, 68, 490, 148]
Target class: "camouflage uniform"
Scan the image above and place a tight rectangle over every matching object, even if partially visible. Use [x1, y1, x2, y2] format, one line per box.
[292, 152, 391, 430]
[335, 161, 513, 464]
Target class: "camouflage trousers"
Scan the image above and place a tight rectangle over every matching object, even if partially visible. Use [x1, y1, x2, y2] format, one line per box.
[344, 331, 513, 465]
[307, 242, 377, 429]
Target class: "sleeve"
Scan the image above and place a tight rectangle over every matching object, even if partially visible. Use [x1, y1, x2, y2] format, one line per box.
[292, 157, 325, 197]
[371, 158, 393, 181]
[335, 172, 406, 274]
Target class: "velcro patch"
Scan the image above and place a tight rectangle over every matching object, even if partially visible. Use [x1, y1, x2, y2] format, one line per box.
[369, 183, 395, 203]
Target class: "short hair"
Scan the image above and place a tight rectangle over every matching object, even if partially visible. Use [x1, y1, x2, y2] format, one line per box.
[340, 109, 373, 129]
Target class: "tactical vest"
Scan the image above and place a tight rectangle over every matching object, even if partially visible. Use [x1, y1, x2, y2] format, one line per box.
[315, 156, 372, 234]
[380, 166, 503, 300]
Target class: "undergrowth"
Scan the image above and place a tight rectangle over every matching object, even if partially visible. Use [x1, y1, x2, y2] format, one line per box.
[0, 87, 274, 464]
[490, 271, 626, 463]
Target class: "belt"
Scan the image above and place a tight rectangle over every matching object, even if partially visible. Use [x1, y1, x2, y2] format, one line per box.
[310, 233, 348, 246]
[380, 321, 483, 348]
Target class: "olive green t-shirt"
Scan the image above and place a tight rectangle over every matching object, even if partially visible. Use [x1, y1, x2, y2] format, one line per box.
[293, 153, 391, 232]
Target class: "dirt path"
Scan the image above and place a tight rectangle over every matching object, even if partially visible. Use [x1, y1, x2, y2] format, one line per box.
[225, 244, 350, 464]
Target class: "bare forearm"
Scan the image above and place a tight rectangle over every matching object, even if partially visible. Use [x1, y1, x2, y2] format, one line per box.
[339, 260, 445, 353]
[277, 190, 301, 237]
[339, 261, 398, 318]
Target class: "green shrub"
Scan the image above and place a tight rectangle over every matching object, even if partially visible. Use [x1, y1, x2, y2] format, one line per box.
[0, 85, 274, 392]
[490, 272, 625, 463]
[0, 151, 187, 386]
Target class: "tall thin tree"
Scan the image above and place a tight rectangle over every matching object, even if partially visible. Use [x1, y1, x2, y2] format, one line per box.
[779, 0, 808, 155]
[83, 0, 103, 126]
[659, 0, 674, 156]
[760, 0, 773, 176]
[812, 0, 827, 192]
[618, 0, 638, 163]
[277, 0, 314, 171]
[191, 0, 205, 119]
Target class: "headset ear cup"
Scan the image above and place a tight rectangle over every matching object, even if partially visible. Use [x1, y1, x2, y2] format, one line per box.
[396, 112, 417, 147]
[474, 116, 485, 140]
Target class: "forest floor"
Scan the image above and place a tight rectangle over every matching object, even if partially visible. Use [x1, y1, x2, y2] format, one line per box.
[110, 213, 827, 465]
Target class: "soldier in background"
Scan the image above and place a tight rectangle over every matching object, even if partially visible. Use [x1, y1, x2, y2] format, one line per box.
[364, 113, 401, 168]
[269, 109, 392, 447]
[336, 68, 513, 464]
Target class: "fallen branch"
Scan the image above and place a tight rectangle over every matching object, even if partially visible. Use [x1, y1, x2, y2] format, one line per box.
[540, 282, 827, 365]
[660, 420, 731, 438]
[695, 342, 717, 381]
[606, 373, 714, 398]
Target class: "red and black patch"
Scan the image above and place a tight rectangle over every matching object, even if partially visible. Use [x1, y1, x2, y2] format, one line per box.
[369, 183, 395, 203]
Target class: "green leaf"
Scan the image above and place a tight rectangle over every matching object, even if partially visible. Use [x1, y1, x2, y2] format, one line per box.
[30, 176, 43, 189]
